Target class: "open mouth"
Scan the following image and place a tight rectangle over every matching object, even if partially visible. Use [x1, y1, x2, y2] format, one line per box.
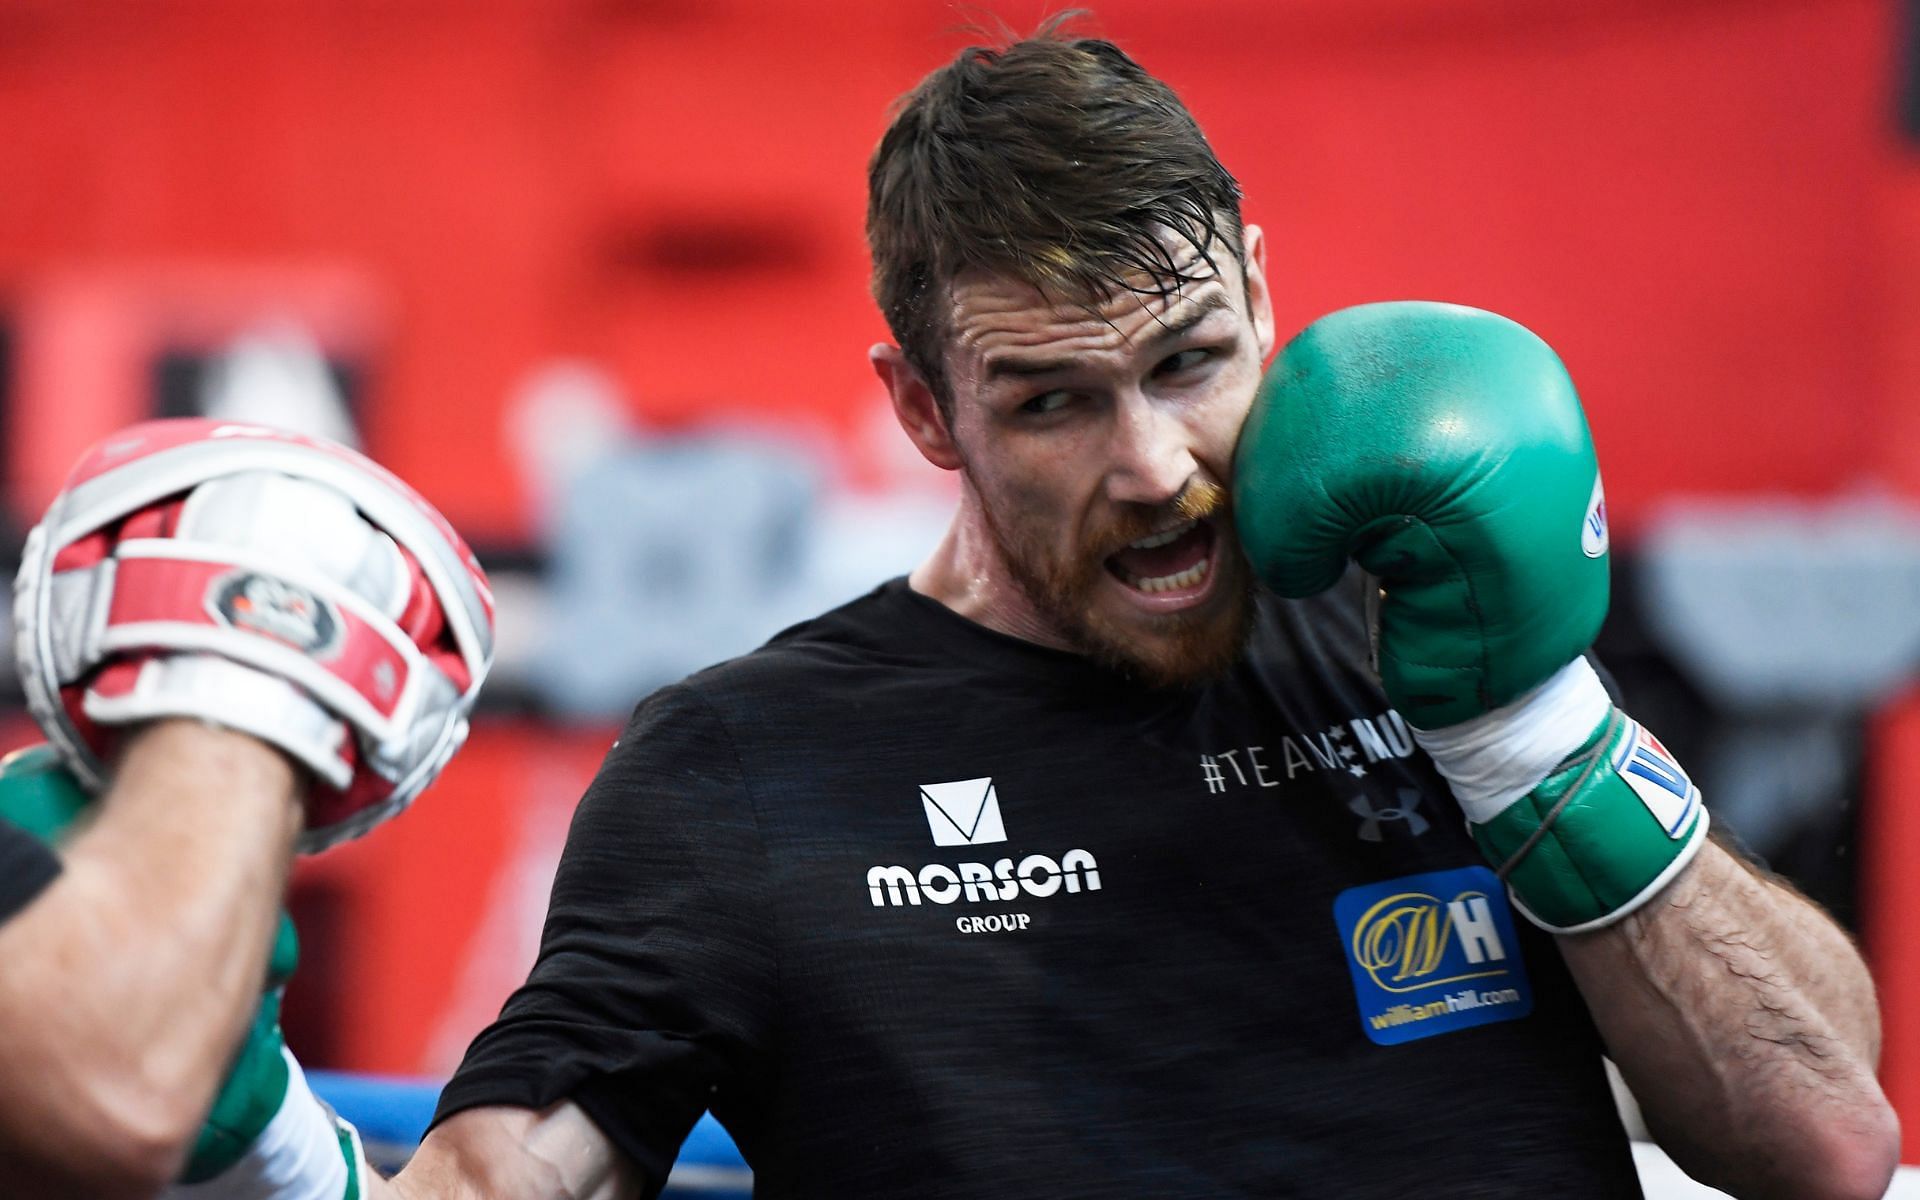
[1104, 517, 1217, 597]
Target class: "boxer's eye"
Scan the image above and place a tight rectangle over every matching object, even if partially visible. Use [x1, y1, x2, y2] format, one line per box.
[1155, 348, 1212, 377]
[1020, 390, 1075, 416]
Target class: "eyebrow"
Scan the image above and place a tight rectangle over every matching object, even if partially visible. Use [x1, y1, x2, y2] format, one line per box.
[982, 290, 1235, 382]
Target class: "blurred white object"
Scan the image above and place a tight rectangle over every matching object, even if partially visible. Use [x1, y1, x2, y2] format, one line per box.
[1639, 496, 1920, 711]
[501, 363, 951, 719]
[529, 434, 951, 718]
[532, 434, 823, 717]
[200, 321, 360, 448]
[1632, 1142, 1732, 1198]
[505, 359, 635, 525]
[1638, 495, 1920, 846]
[807, 489, 952, 610]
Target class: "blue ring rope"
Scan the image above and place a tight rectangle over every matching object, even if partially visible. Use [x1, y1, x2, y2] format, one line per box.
[308, 1071, 751, 1196]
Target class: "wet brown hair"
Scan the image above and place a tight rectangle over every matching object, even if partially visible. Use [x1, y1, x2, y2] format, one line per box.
[867, 13, 1245, 415]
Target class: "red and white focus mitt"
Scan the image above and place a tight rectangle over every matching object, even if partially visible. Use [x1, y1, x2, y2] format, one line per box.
[14, 419, 494, 852]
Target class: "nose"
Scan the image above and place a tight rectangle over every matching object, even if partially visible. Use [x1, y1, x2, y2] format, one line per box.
[1105, 390, 1198, 508]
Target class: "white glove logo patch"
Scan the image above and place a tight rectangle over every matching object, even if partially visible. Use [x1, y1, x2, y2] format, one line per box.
[207, 571, 343, 658]
[1581, 475, 1609, 559]
[1611, 720, 1701, 838]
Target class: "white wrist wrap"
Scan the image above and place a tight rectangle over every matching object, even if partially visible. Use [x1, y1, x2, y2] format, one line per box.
[165, 1049, 358, 1200]
[1411, 658, 1614, 825]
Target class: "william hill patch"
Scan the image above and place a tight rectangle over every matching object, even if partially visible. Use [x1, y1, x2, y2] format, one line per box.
[1332, 865, 1534, 1046]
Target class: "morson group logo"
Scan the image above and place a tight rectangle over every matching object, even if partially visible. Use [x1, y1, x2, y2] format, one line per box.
[866, 852, 1101, 907]
[920, 778, 1006, 846]
[867, 777, 1103, 912]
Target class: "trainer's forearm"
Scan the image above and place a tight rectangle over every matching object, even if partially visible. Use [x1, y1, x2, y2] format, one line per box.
[1559, 840, 1898, 1200]
[0, 720, 302, 1197]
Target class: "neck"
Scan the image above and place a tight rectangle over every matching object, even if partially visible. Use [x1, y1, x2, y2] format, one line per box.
[908, 485, 1078, 652]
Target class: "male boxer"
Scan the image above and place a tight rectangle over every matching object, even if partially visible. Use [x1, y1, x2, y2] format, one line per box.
[0, 419, 490, 1199]
[231, 19, 1897, 1200]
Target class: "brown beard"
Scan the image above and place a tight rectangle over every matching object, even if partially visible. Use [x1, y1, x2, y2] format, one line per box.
[978, 477, 1256, 687]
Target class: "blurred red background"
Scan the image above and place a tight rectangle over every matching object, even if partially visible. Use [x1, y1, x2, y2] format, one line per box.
[7, 0, 1920, 1150]
[3, 0, 1911, 535]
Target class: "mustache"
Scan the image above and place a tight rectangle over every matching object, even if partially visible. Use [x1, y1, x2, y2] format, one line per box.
[1173, 479, 1226, 523]
[1099, 479, 1229, 554]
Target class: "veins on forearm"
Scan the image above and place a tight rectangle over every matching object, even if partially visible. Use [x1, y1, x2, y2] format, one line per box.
[1570, 842, 1896, 1197]
[1618, 853, 1863, 1085]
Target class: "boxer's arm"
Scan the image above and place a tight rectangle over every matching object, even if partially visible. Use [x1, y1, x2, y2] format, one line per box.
[1238, 304, 1899, 1196]
[0, 720, 302, 1200]
[1560, 839, 1896, 1200]
[383, 1103, 642, 1200]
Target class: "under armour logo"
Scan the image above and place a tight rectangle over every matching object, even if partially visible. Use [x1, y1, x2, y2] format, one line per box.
[1349, 789, 1430, 842]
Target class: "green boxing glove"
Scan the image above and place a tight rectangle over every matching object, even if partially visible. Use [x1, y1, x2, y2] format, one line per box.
[0, 745, 368, 1198]
[0, 743, 92, 840]
[1234, 301, 1708, 933]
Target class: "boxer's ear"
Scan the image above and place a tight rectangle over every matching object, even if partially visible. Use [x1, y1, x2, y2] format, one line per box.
[872, 344, 961, 471]
[1242, 224, 1276, 362]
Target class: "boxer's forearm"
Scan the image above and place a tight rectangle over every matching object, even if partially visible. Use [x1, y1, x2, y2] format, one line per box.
[393, 1103, 642, 1200]
[1559, 839, 1898, 1200]
[0, 720, 301, 1197]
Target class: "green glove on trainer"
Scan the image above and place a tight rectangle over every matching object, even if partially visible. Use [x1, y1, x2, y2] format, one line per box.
[0, 745, 369, 1198]
[167, 900, 369, 1200]
[1234, 301, 1708, 933]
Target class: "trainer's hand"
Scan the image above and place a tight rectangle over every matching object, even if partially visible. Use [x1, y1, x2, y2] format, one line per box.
[1235, 302, 1707, 932]
[14, 419, 495, 851]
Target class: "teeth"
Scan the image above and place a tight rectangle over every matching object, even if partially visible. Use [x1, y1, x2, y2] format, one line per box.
[1129, 519, 1197, 551]
[1126, 556, 1210, 594]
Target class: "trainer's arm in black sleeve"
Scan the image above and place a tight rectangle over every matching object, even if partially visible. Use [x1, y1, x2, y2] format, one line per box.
[401, 685, 778, 1200]
[0, 722, 304, 1200]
